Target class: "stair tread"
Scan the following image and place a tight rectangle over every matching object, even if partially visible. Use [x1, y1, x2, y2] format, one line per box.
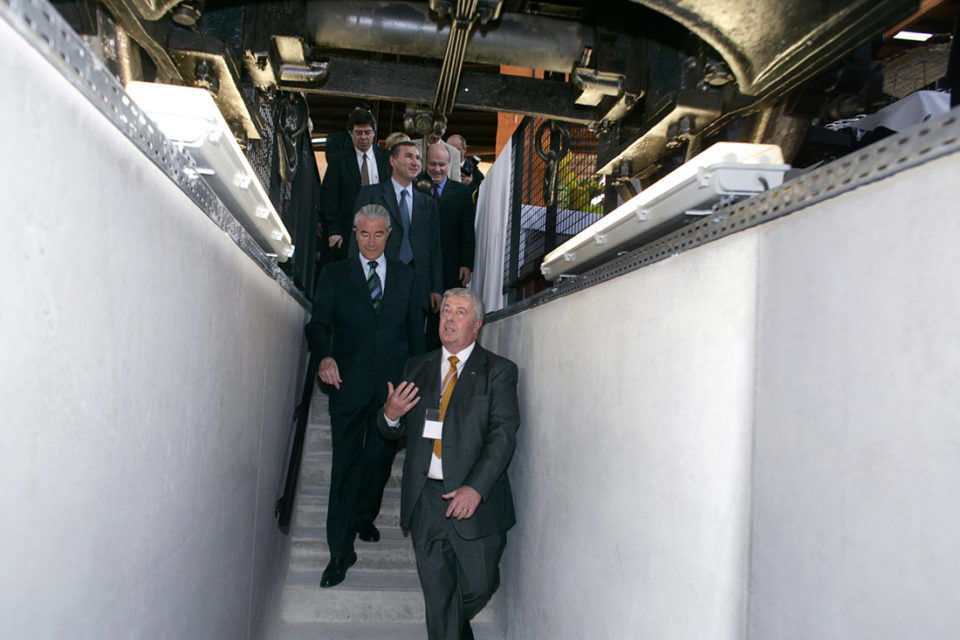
[277, 620, 503, 640]
[285, 568, 421, 590]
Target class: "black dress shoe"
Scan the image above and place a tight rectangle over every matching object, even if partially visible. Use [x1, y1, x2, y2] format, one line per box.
[320, 552, 357, 588]
[357, 520, 380, 542]
[461, 620, 475, 640]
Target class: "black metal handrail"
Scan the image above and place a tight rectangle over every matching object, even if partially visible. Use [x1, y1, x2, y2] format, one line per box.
[275, 355, 318, 534]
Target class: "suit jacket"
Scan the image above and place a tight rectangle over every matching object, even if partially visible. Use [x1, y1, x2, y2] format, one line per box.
[354, 180, 443, 310]
[413, 139, 462, 182]
[379, 346, 520, 540]
[436, 180, 476, 290]
[323, 130, 352, 162]
[319, 145, 391, 240]
[305, 256, 425, 412]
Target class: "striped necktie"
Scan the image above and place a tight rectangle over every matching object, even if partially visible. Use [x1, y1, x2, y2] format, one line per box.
[367, 260, 382, 311]
[360, 152, 370, 186]
[433, 355, 459, 458]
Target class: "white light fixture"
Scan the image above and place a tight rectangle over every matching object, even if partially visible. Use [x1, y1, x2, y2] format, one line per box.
[125, 81, 295, 262]
[311, 136, 327, 145]
[541, 142, 789, 280]
[893, 30, 933, 42]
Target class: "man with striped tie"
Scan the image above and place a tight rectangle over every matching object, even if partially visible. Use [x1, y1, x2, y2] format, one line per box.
[305, 204, 425, 588]
[319, 108, 390, 262]
[379, 288, 520, 640]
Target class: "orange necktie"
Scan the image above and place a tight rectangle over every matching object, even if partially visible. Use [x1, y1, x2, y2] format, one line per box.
[434, 355, 459, 458]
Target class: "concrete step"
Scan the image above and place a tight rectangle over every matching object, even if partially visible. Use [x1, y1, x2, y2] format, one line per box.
[303, 425, 332, 453]
[288, 526, 417, 572]
[280, 570, 495, 625]
[293, 488, 403, 529]
[300, 451, 405, 490]
[277, 620, 504, 640]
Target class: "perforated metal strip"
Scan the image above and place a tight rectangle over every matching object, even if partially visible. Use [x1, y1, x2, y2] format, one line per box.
[487, 107, 960, 322]
[1, 0, 310, 311]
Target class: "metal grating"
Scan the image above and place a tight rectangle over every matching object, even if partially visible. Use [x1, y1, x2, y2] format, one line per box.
[487, 106, 960, 323]
[503, 117, 605, 301]
[1, 0, 310, 311]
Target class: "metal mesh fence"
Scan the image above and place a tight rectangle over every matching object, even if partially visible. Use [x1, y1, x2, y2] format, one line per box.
[245, 92, 319, 296]
[503, 117, 604, 300]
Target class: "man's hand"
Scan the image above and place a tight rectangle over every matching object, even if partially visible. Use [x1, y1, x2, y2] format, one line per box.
[384, 381, 420, 422]
[318, 357, 342, 389]
[430, 292, 443, 313]
[459, 267, 472, 286]
[328, 234, 343, 249]
[443, 486, 482, 520]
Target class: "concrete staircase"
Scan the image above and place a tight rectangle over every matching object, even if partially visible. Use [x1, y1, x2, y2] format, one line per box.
[276, 387, 503, 639]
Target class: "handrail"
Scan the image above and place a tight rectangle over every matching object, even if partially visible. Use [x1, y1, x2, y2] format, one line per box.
[275, 355, 318, 534]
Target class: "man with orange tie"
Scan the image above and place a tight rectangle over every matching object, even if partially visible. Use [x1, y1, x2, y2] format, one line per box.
[380, 288, 520, 640]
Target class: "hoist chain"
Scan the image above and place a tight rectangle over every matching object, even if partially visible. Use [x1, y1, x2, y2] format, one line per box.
[534, 120, 571, 207]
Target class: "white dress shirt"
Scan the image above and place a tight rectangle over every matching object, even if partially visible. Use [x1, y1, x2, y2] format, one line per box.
[427, 342, 476, 480]
[360, 252, 386, 293]
[355, 147, 380, 184]
[391, 178, 412, 210]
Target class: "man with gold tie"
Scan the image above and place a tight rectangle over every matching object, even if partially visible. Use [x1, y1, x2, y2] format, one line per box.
[380, 288, 520, 640]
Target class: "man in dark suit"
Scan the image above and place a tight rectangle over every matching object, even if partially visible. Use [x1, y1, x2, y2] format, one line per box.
[323, 101, 373, 161]
[424, 143, 476, 349]
[304, 204, 425, 588]
[319, 108, 391, 262]
[380, 288, 520, 640]
[354, 140, 443, 316]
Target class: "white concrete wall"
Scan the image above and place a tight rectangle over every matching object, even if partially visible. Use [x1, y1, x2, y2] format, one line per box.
[0, 20, 307, 639]
[748, 155, 960, 639]
[481, 231, 760, 639]
[480, 151, 960, 637]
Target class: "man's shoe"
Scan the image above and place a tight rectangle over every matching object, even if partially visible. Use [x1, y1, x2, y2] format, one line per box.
[461, 620, 475, 640]
[357, 520, 380, 542]
[320, 552, 357, 588]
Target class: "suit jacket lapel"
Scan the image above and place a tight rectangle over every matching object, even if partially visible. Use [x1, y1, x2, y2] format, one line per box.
[349, 257, 376, 314]
[420, 350, 443, 418]
[345, 149, 361, 187]
[448, 346, 487, 408]
[381, 181, 403, 230]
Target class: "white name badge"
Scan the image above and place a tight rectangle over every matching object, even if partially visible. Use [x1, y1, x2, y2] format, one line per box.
[423, 408, 443, 439]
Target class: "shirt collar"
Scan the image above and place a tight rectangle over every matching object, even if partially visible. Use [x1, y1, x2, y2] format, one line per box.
[433, 178, 447, 195]
[441, 342, 476, 368]
[391, 177, 411, 200]
[359, 252, 385, 272]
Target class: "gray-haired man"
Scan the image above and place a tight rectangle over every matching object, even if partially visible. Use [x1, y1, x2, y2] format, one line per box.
[305, 204, 425, 588]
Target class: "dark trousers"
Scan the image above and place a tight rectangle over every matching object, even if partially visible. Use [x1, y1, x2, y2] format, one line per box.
[410, 481, 507, 640]
[327, 402, 398, 556]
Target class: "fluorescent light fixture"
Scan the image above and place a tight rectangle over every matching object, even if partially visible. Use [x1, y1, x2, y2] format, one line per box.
[311, 136, 327, 145]
[893, 30, 933, 42]
[125, 81, 295, 262]
[541, 142, 789, 280]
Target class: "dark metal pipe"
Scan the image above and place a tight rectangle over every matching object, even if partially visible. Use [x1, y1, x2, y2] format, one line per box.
[306, 0, 591, 74]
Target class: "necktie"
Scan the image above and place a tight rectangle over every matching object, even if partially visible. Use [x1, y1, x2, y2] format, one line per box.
[398, 189, 414, 264]
[432, 184, 440, 201]
[367, 260, 382, 311]
[434, 355, 460, 458]
[360, 152, 369, 186]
